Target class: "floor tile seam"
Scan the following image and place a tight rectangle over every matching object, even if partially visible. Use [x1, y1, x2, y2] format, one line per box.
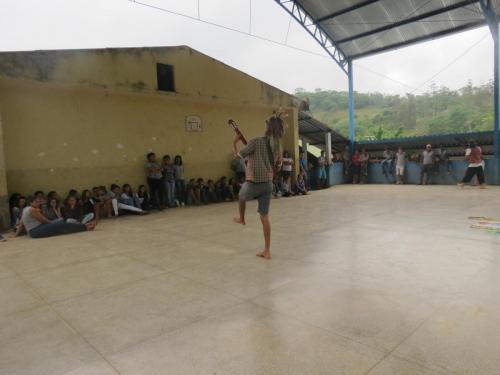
[248, 297, 389, 357]
[103, 299, 261, 359]
[8, 267, 123, 375]
[366, 298, 459, 375]
[33, 268, 174, 306]
[2, 250, 151, 277]
[168, 269, 260, 302]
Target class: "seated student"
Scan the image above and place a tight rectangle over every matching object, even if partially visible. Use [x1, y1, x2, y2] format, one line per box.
[43, 196, 63, 221]
[11, 195, 27, 233]
[110, 184, 148, 215]
[33, 191, 47, 211]
[15, 196, 96, 238]
[205, 180, 219, 203]
[63, 195, 95, 224]
[67, 189, 80, 199]
[226, 178, 237, 201]
[295, 174, 308, 195]
[217, 176, 233, 201]
[121, 184, 142, 209]
[229, 177, 242, 198]
[93, 186, 113, 218]
[81, 190, 97, 220]
[186, 179, 200, 205]
[282, 176, 293, 197]
[136, 185, 151, 211]
[9, 193, 22, 229]
[196, 178, 208, 204]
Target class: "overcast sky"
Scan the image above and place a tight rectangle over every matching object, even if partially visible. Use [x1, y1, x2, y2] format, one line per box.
[0, 0, 493, 95]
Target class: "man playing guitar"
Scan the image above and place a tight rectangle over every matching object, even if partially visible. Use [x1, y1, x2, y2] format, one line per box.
[231, 115, 284, 259]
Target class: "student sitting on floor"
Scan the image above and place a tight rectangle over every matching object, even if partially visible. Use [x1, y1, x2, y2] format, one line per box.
[186, 178, 201, 205]
[196, 178, 208, 204]
[295, 174, 308, 195]
[15, 195, 96, 238]
[217, 176, 233, 201]
[93, 186, 113, 218]
[11, 195, 27, 231]
[43, 195, 63, 221]
[81, 190, 98, 221]
[205, 180, 218, 203]
[229, 177, 242, 198]
[121, 184, 142, 209]
[136, 185, 151, 211]
[110, 184, 148, 215]
[63, 195, 95, 224]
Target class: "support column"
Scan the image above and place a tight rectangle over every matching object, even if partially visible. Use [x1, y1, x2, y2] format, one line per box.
[0, 113, 9, 229]
[325, 132, 332, 165]
[348, 60, 356, 151]
[493, 21, 500, 184]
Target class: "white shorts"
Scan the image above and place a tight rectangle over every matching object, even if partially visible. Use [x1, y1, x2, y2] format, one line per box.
[396, 166, 405, 175]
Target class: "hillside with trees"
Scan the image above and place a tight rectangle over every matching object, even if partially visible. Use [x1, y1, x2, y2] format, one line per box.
[295, 81, 493, 141]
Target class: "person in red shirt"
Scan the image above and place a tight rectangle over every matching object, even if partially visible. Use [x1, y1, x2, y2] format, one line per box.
[458, 141, 486, 188]
[351, 149, 362, 184]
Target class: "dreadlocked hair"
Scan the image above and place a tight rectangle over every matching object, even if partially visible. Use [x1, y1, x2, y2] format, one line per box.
[265, 112, 286, 164]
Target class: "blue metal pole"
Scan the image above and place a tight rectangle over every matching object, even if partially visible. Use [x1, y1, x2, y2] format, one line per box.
[348, 60, 355, 150]
[494, 21, 500, 184]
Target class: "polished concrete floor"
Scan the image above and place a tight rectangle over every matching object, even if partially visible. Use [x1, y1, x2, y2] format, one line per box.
[1, 185, 500, 375]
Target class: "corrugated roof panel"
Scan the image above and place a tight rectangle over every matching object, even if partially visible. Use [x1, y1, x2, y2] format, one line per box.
[288, 0, 490, 59]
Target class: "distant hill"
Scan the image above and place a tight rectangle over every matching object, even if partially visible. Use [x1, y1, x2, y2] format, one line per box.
[295, 81, 493, 141]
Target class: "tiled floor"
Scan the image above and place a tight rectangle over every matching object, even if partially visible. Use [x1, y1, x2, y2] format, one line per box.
[1, 185, 500, 374]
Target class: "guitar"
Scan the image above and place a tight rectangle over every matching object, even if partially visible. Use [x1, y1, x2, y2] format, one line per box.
[228, 119, 248, 145]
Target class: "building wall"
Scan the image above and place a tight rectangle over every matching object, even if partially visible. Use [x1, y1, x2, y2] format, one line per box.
[0, 46, 293, 109]
[0, 78, 298, 195]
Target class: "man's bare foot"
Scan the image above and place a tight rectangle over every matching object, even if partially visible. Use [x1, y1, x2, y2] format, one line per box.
[457, 183, 464, 188]
[480, 184, 487, 189]
[85, 221, 97, 231]
[233, 217, 246, 225]
[256, 251, 271, 260]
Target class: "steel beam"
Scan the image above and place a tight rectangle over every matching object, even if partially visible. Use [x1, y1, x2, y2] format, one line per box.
[479, 0, 499, 40]
[480, 0, 500, 183]
[316, 0, 381, 23]
[348, 60, 356, 150]
[350, 20, 486, 60]
[337, 0, 479, 44]
[274, 0, 348, 74]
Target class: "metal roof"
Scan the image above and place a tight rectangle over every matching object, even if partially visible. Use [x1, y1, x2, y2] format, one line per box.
[276, 0, 496, 67]
[298, 111, 348, 150]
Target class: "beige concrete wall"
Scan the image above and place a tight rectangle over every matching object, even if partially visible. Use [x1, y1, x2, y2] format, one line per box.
[0, 78, 297, 195]
[0, 46, 293, 109]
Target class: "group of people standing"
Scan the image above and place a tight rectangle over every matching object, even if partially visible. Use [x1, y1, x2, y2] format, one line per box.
[377, 142, 486, 187]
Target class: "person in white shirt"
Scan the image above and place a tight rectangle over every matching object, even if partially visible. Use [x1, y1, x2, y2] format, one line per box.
[395, 147, 406, 184]
[281, 150, 294, 179]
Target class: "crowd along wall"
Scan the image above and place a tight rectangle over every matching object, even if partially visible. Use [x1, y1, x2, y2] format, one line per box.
[0, 46, 298, 196]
